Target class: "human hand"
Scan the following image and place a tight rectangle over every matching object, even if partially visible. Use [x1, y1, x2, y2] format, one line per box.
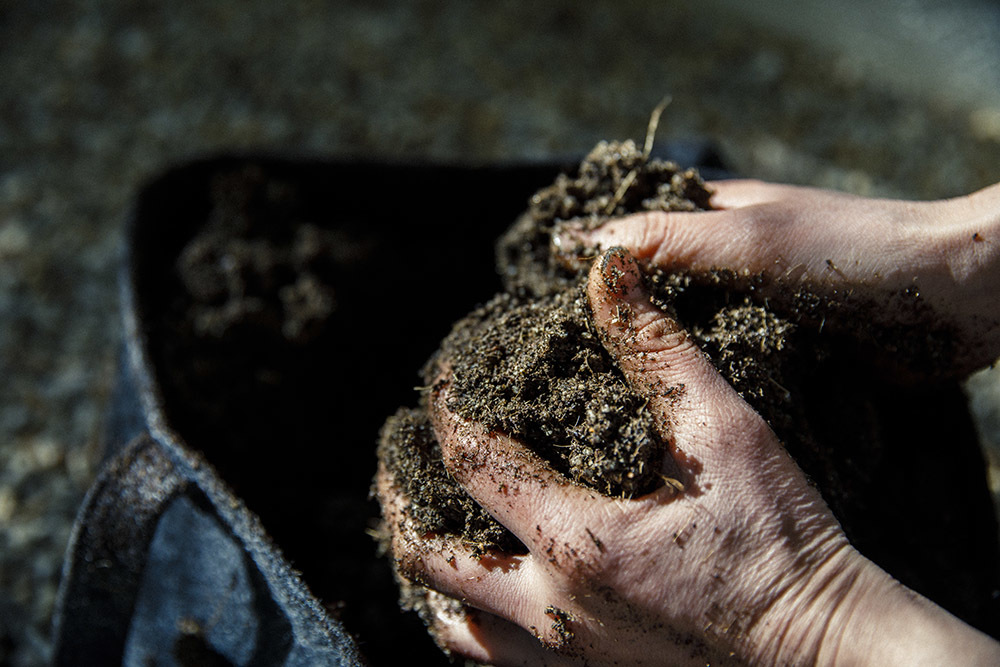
[558, 180, 1000, 377]
[377, 247, 1000, 665]
[378, 248, 863, 665]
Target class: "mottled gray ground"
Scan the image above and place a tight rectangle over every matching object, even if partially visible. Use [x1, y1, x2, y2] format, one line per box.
[4, 1, 1000, 665]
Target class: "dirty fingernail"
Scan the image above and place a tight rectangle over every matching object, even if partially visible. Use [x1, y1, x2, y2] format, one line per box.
[599, 247, 644, 302]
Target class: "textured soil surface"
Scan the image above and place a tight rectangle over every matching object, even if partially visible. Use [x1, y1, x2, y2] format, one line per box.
[378, 141, 1000, 638]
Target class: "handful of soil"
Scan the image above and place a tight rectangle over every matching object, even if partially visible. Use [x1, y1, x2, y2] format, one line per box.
[377, 140, 1000, 635]
[379, 141, 712, 554]
[381, 287, 666, 556]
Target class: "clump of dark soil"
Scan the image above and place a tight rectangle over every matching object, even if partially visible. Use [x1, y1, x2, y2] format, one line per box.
[380, 142, 710, 553]
[378, 408, 523, 554]
[438, 288, 664, 499]
[378, 140, 1000, 636]
[498, 139, 712, 298]
[176, 167, 340, 345]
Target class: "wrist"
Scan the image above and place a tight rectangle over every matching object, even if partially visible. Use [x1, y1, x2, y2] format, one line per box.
[818, 560, 1000, 666]
[743, 542, 867, 665]
[937, 182, 1000, 231]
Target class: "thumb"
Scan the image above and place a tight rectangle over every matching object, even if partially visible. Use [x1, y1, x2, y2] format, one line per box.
[586, 248, 768, 465]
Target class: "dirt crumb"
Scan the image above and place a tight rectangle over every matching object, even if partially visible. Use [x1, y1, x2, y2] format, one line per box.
[543, 605, 576, 649]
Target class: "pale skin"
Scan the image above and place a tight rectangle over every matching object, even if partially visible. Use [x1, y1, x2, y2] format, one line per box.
[566, 180, 1000, 377]
[376, 179, 1000, 665]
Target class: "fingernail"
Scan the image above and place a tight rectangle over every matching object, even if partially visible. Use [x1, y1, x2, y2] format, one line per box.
[599, 247, 644, 302]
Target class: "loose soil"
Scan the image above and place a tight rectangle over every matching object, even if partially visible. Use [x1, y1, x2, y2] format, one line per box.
[378, 141, 1000, 636]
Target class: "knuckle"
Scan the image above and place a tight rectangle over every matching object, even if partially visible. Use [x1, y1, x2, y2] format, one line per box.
[633, 314, 687, 351]
[616, 316, 696, 376]
[560, 547, 604, 585]
[541, 529, 615, 592]
[440, 436, 487, 483]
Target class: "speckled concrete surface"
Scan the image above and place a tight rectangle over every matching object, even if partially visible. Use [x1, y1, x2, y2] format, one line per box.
[3, 1, 1000, 665]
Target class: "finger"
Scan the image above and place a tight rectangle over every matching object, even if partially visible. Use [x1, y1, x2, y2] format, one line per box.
[586, 248, 765, 462]
[561, 207, 777, 280]
[428, 381, 604, 551]
[556, 181, 809, 275]
[429, 598, 572, 667]
[707, 178, 806, 209]
[375, 461, 540, 624]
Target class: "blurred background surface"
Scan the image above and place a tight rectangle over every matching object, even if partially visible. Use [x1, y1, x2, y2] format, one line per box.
[3, 1, 1000, 664]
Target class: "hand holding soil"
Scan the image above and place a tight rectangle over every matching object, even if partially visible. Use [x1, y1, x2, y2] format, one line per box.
[378, 249, 1000, 665]
[375, 143, 1000, 664]
[568, 180, 1000, 377]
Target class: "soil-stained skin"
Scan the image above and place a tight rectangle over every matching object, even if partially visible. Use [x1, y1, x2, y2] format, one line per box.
[376, 139, 1000, 644]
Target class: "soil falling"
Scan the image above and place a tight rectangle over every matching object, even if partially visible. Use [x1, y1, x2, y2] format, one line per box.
[378, 140, 1000, 636]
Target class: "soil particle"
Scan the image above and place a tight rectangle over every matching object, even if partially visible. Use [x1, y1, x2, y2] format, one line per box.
[543, 605, 576, 649]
